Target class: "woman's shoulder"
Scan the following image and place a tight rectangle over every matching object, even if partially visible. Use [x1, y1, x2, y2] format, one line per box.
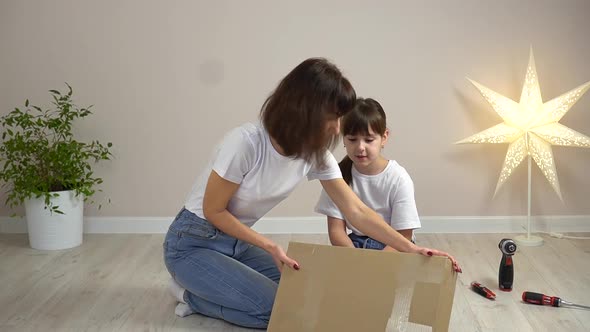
[231, 122, 260, 135]
[214, 123, 263, 159]
[224, 122, 264, 143]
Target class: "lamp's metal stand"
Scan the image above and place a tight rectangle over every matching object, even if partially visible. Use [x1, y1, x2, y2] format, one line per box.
[515, 155, 544, 246]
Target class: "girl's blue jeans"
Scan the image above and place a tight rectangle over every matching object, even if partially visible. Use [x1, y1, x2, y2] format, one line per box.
[349, 233, 387, 249]
[163, 208, 280, 329]
[349, 233, 415, 249]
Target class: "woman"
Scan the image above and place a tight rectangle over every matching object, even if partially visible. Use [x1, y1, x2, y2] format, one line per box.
[163, 58, 461, 329]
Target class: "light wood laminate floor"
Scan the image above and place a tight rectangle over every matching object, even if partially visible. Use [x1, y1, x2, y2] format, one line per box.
[1, 233, 589, 331]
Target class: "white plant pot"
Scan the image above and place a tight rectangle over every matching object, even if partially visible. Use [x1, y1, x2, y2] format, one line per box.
[24, 190, 84, 250]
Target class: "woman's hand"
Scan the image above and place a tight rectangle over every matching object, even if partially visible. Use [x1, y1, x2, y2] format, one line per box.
[266, 243, 300, 272]
[415, 247, 462, 273]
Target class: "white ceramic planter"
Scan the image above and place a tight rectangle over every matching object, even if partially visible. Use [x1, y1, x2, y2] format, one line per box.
[24, 190, 84, 250]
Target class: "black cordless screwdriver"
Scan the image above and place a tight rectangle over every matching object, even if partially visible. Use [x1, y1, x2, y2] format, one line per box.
[498, 238, 517, 291]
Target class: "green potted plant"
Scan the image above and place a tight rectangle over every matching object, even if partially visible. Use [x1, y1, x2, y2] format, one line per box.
[0, 83, 113, 250]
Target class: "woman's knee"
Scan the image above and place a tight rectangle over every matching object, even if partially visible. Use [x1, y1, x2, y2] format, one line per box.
[250, 305, 273, 329]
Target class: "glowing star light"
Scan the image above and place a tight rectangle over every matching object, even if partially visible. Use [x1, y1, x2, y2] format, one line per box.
[457, 49, 590, 200]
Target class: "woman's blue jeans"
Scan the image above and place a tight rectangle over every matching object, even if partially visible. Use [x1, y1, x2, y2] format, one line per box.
[163, 208, 280, 329]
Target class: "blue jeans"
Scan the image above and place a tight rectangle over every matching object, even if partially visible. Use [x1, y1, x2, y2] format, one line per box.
[349, 233, 415, 250]
[349, 233, 387, 250]
[163, 208, 280, 329]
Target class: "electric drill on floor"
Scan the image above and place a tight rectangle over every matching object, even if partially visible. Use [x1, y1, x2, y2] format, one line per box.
[498, 238, 517, 291]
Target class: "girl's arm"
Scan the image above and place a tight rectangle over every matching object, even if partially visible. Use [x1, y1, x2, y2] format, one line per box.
[398, 229, 414, 241]
[320, 178, 461, 272]
[320, 178, 416, 252]
[327, 217, 355, 247]
[203, 170, 299, 271]
[382, 229, 413, 252]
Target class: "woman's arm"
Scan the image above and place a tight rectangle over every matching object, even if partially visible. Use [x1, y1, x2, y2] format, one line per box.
[320, 178, 461, 272]
[203, 170, 299, 271]
[327, 217, 355, 247]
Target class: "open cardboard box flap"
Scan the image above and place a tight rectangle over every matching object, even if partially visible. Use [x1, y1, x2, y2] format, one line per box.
[268, 242, 457, 332]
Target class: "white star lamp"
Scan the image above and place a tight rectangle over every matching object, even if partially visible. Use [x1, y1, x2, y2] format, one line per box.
[456, 48, 590, 246]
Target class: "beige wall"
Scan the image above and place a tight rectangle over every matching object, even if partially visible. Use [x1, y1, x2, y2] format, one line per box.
[1, 0, 589, 218]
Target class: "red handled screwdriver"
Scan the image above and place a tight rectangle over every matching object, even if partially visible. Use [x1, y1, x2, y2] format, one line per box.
[471, 282, 496, 300]
[522, 292, 590, 310]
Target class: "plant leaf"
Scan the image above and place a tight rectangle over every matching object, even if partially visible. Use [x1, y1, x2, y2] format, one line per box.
[0, 83, 114, 213]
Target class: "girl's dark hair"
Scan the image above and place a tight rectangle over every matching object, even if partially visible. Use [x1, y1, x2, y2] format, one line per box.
[339, 98, 387, 185]
[260, 58, 356, 167]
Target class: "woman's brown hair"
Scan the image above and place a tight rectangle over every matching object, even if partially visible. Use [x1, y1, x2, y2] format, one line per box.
[260, 58, 356, 167]
[339, 98, 387, 185]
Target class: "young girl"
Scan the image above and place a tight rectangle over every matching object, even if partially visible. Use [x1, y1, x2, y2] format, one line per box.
[163, 59, 461, 329]
[315, 98, 422, 251]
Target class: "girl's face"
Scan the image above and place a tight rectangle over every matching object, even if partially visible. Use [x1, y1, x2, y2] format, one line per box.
[343, 126, 388, 168]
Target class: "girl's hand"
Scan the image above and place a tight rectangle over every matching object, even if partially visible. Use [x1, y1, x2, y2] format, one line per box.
[416, 247, 462, 273]
[266, 243, 300, 272]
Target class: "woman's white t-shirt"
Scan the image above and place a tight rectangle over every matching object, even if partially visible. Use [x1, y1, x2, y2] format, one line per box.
[315, 160, 421, 235]
[185, 122, 342, 227]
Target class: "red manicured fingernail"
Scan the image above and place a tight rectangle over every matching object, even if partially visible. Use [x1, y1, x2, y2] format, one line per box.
[427, 251, 433, 256]
[294, 264, 300, 270]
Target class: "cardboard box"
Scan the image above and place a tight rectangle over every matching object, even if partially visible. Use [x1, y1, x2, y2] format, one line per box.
[268, 242, 457, 332]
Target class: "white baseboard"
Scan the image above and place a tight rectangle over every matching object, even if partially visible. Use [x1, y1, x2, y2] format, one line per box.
[1, 215, 588, 234]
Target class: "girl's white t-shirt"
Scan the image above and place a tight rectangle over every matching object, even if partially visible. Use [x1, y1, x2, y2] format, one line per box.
[184, 122, 342, 227]
[315, 160, 421, 235]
